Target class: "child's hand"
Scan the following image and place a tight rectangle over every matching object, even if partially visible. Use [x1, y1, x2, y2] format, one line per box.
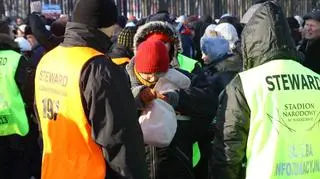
[140, 87, 157, 105]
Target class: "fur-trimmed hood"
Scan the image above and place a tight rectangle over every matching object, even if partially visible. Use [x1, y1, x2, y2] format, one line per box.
[133, 21, 182, 59]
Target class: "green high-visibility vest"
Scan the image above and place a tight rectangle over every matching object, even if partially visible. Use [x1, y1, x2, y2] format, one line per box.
[239, 60, 320, 179]
[0, 50, 29, 136]
[193, 142, 201, 167]
[177, 53, 201, 73]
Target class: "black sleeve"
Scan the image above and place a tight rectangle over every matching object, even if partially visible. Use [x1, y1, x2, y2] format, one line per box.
[28, 13, 61, 51]
[174, 68, 219, 120]
[15, 55, 36, 116]
[80, 56, 148, 179]
[211, 75, 251, 179]
[176, 84, 218, 120]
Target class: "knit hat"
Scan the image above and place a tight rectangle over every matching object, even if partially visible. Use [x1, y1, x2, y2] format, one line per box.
[51, 19, 67, 37]
[135, 39, 170, 73]
[215, 23, 239, 51]
[72, 0, 118, 28]
[202, 24, 218, 38]
[304, 9, 320, 22]
[117, 27, 137, 49]
[200, 37, 229, 64]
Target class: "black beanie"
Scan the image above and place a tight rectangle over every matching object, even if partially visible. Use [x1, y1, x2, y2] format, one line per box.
[72, 0, 118, 28]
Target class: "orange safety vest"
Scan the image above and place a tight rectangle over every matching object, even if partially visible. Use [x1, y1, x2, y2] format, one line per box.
[35, 46, 106, 179]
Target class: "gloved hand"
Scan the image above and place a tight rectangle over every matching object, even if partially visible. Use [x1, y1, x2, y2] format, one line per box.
[140, 87, 157, 105]
[160, 90, 180, 108]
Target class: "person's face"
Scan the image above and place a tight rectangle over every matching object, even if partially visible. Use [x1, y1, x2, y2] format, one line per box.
[16, 18, 23, 25]
[201, 52, 211, 65]
[26, 34, 39, 49]
[303, 19, 320, 40]
[139, 72, 166, 83]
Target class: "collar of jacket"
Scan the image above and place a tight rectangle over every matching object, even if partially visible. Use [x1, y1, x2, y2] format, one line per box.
[61, 22, 112, 54]
[0, 34, 20, 52]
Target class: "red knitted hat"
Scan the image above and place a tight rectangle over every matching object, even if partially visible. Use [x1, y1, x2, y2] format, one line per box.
[135, 39, 170, 73]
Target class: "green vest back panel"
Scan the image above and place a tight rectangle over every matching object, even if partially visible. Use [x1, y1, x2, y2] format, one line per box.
[177, 53, 201, 73]
[0, 50, 29, 136]
[239, 60, 320, 179]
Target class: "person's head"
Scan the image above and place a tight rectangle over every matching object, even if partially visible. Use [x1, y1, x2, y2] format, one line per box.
[16, 17, 24, 26]
[24, 26, 39, 49]
[240, 3, 263, 25]
[202, 24, 217, 38]
[219, 16, 243, 38]
[51, 19, 67, 37]
[303, 10, 320, 40]
[215, 23, 239, 52]
[72, 0, 118, 33]
[117, 26, 137, 54]
[287, 17, 302, 44]
[134, 21, 182, 61]
[200, 37, 229, 65]
[135, 39, 170, 83]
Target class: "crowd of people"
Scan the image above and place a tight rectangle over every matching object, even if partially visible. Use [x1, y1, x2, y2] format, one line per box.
[0, 0, 319, 179]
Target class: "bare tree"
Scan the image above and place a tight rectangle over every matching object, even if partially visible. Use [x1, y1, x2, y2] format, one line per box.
[159, 0, 168, 11]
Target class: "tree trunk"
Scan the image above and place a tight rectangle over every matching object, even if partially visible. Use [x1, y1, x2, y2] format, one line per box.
[159, 0, 168, 11]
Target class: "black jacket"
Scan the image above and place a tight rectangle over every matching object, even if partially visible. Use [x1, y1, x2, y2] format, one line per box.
[203, 54, 242, 95]
[57, 22, 148, 179]
[211, 2, 303, 179]
[299, 38, 320, 74]
[108, 44, 134, 59]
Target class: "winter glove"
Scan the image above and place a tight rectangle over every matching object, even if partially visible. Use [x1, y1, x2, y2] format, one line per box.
[140, 87, 157, 105]
[160, 90, 180, 108]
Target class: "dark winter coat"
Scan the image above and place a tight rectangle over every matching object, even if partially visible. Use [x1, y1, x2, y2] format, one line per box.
[203, 54, 242, 94]
[108, 44, 134, 59]
[211, 2, 303, 179]
[45, 22, 148, 179]
[299, 38, 320, 74]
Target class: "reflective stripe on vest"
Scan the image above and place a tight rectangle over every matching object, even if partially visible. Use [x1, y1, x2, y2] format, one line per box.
[0, 50, 29, 136]
[112, 57, 130, 65]
[35, 46, 106, 179]
[177, 53, 201, 73]
[239, 60, 320, 179]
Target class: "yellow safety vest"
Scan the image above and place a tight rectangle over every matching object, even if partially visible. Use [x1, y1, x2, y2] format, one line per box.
[239, 60, 320, 179]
